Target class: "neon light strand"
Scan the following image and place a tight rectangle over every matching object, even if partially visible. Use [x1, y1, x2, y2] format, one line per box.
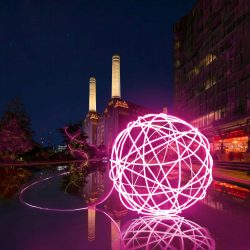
[109, 113, 213, 215]
[121, 215, 215, 250]
[19, 171, 113, 212]
[64, 127, 88, 160]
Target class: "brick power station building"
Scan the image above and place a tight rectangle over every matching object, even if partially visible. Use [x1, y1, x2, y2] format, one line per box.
[174, 0, 250, 161]
[84, 55, 150, 153]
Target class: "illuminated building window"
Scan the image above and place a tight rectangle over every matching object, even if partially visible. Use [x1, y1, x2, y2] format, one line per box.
[204, 77, 216, 90]
[90, 113, 99, 120]
[188, 67, 199, 79]
[114, 100, 128, 109]
[175, 60, 181, 68]
[214, 136, 248, 153]
[191, 109, 222, 129]
[214, 110, 220, 120]
[202, 54, 216, 66]
[174, 41, 180, 49]
[188, 54, 216, 80]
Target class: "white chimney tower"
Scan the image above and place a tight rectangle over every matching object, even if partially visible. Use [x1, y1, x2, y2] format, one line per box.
[89, 77, 96, 112]
[112, 54, 121, 99]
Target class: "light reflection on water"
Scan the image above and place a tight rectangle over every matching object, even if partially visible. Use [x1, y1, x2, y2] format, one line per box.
[0, 163, 250, 250]
[19, 164, 113, 211]
[121, 215, 215, 250]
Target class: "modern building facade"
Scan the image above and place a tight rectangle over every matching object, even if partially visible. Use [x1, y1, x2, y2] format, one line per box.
[84, 55, 150, 152]
[173, 0, 250, 160]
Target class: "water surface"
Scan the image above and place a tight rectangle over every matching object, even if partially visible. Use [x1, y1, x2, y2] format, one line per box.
[0, 164, 249, 250]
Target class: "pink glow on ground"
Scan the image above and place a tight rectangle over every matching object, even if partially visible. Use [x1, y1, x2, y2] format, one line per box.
[110, 113, 213, 215]
[121, 215, 215, 249]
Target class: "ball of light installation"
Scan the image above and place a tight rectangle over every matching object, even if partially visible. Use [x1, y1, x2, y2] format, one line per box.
[109, 113, 213, 215]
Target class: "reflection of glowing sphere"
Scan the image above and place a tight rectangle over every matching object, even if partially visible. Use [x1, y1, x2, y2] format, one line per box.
[110, 113, 213, 215]
[121, 216, 215, 250]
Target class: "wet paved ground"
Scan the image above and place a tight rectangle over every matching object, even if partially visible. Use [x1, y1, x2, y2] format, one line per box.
[0, 166, 250, 250]
[213, 167, 250, 186]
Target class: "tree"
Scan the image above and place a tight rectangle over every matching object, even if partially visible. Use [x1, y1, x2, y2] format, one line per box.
[0, 167, 31, 198]
[0, 98, 35, 160]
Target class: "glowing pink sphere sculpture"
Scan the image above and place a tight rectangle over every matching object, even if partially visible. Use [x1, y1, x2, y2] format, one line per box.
[109, 113, 213, 215]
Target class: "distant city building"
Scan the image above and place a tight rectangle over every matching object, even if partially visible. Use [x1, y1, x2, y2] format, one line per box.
[84, 55, 150, 152]
[57, 145, 67, 152]
[173, 0, 250, 160]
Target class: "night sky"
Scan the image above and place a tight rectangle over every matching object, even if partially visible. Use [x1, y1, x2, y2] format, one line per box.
[0, 0, 196, 145]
